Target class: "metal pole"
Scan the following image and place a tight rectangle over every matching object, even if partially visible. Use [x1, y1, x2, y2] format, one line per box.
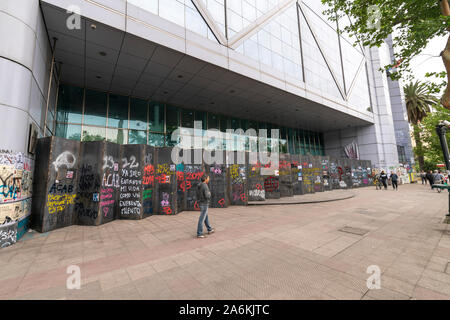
[437, 124, 450, 171]
[436, 122, 450, 216]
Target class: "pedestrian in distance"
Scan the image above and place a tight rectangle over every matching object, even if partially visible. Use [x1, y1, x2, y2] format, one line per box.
[435, 170, 445, 184]
[421, 171, 427, 185]
[433, 170, 445, 193]
[380, 171, 388, 190]
[426, 170, 434, 189]
[196, 175, 215, 239]
[390, 171, 399, 190]
[374, 172, 382, 190]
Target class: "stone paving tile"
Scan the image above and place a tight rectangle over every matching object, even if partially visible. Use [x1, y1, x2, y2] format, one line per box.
[412, 286, 450, 300]
[365, 288, 410, 300]
[1, 184, 450, 300]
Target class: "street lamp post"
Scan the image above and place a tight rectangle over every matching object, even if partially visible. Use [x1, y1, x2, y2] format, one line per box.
[435, 121, 450, 217]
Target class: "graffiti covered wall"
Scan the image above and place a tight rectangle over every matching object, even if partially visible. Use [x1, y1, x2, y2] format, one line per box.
[0, 150, 34, 247]
[29, 137, 374, 236]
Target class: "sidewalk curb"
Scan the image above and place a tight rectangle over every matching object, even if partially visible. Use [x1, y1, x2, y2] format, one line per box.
[248, 193, 356, 206]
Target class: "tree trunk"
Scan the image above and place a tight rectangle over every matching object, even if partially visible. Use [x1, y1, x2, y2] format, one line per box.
[414, 124, 425, 171]
[440, 1, 450, 109]
[441, 35, 450, 109]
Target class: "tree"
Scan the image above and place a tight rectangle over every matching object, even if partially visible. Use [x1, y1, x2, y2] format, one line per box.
[321, 0, 450, 108]
[418, 104, 450, 171]
[404, 81, 437, 170]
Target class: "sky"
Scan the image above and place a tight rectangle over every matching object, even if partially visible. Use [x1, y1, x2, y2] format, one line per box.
[409, 35, 447, 84]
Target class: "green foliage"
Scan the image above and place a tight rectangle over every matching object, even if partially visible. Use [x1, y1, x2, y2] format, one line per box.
[424, 71, 447, 94]
[418, 104, 450, 169]
[404, 81, 438, 124]
[321, 0, 450, 81]
[82, 131, 105, 142]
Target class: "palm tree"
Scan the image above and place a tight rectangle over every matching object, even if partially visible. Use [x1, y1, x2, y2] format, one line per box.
[404, 81, 438, 171]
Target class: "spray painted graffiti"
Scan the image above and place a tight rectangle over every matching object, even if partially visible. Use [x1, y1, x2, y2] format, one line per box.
[0, 151, 33, 239]
[53, 151, 76, 172]
[46, 194, 77, 214]
[0, 222, 17, 248]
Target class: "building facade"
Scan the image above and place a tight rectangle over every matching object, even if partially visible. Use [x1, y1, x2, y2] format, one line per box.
[1, 0, 414, 173]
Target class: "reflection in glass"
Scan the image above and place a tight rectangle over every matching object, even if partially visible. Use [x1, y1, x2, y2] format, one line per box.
[129, 130, 147, 144]
[82, 126, 106, 142]
[195, 111, 207, 131]
[149, 103, 165, 132]
[181, 109, 195, 128]
[84, 90, 107, 126]
[107, 128, 128, 144]
[55, 123, 82, 141]
[220, 115, 229, 132]
[57, 85, 83, 124]
[166, 104, 179, 134]
[108, 94, 129, 128]
[149, 132, 165, 147]
[130, 98, 148, 130]
[208, 113, 219, 129]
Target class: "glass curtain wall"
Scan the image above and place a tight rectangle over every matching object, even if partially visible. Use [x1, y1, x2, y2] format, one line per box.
[55, 84, 325, 156]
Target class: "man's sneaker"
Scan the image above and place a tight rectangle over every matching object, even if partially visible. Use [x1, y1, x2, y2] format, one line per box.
[208, 228, 215, 235]
[197, 235, 206, 238]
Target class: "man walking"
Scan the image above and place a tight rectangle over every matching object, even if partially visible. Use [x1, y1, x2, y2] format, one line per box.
[196, 175, 215, 238]
[390, 171, 399, 190]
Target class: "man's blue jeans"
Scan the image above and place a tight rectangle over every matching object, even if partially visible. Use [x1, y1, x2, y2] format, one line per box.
[197, 204, 212, 236]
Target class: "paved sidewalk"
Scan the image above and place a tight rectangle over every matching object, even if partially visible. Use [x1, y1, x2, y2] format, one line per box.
[248, 189, 355, 205]
[1, 183, 450, 300]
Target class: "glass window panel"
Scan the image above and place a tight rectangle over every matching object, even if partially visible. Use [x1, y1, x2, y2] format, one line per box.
[46, 110, 55, 135]
[208, 113, 219, 129]
[195, 111, 207, 130]
[181, 109, 195, 128]
[288, 128, 295, 154]
[149, 102, 165, 132]
[231, 118, 240, 130]
[220, 116, 229, 132]
[108, 94, 129, 128]
[241, 119, 249, 131]
[128, 130, 147, 145]
[55, 123, 81, 141]
[247, 121, 258, 131]
[82, 126, 106, 142]
[106, 128, 128, 144]
[129, 98, 148, 131]
[166, 105, 179, 134]
[149, 132, 165, 147]
[165, 133, 179, 147]
[84, 90, 107, 127]
[56, 85, 83, 124]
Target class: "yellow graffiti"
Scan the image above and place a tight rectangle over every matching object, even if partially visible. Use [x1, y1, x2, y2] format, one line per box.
[230, 165, 239, 179]
[156, 164, 175, 175]
[46, 194, 76, 214]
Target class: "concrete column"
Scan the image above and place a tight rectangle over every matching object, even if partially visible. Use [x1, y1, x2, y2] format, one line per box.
[0, 0, 52, 153]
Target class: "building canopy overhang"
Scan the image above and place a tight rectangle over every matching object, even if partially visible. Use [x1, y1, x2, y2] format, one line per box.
[40, 1, 374, 132]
